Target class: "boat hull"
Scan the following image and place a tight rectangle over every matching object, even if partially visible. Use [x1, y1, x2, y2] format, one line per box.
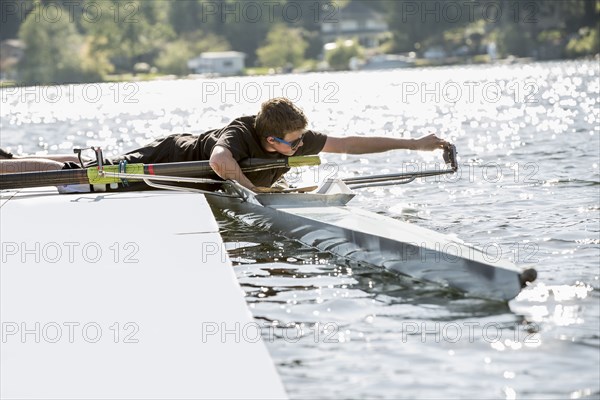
[207, 194, 527, 302]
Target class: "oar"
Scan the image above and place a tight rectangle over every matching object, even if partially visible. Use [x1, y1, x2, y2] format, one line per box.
[0, 155, 321, 190]
[342, 169, 455, 188]
[343, 144, 458, 189]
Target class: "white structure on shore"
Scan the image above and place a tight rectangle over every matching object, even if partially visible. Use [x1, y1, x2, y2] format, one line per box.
[187, 51, 246, 76]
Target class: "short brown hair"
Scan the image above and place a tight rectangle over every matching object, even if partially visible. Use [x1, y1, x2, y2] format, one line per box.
[254, 97, 308, 138]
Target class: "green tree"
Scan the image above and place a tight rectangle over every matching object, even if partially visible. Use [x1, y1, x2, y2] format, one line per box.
[200, 0, 271, 67]
[383, 0, 471, 53]
[0, 0, 33, 40]
[168, 0, 201, 34]
[256, 24, 307, 68]
[81, 0, 174, 72]
[155, 41, 194, 75]
[566, 27, 600, 57]
[184, 30, 231, 54]
[494, 25, 535, 57]
[18, 2, 105, 84]
[155, 31, 230, 75]
[325, 39, 363, 70]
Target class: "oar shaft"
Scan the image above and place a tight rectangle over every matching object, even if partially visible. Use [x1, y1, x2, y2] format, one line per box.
[0, 156, 320, 190]
[147, 158, 293, 177]
[0, 169, 89, 189]
[342, 169, 454, 185]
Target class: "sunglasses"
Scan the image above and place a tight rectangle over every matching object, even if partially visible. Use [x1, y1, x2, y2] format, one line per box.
[271, 133, 305, 150]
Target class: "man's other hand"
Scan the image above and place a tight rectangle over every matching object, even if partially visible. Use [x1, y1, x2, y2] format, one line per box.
[413, 134, 449, 151]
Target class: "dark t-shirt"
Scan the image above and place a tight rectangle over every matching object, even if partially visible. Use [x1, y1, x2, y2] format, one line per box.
[115, 115, 328, 187]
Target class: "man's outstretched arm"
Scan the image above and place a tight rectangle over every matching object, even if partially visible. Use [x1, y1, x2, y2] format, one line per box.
[209, 146, 256, 190]
[321, 133, 449, 154]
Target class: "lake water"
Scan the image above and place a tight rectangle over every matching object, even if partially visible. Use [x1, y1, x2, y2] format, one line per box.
[1, 60, 598, 399]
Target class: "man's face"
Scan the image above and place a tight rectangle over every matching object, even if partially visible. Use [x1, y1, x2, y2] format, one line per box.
[268, 129, 305, 156]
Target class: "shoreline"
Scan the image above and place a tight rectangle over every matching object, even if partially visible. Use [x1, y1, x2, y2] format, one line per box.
[1, 55, 597, 89]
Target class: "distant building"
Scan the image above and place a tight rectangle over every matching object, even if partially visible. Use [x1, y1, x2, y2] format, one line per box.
[423, 46, 447, 60]
[187, 51, 245, 76]
[320, 2, 390, 48]
[0, 39, 24, 80]
[359, 54, 415, 70]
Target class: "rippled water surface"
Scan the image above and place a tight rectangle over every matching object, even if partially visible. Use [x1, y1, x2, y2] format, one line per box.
[1, 61, 599, 399]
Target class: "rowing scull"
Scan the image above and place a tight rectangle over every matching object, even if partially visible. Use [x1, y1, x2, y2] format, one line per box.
[206, 179, 536, 302]
[0, 146, 536, 300]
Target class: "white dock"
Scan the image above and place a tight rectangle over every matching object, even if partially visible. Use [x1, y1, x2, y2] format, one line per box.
[0, 188, 286, 399]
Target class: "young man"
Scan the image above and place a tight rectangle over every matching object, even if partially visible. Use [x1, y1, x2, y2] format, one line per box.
[0, 97, 449, 191]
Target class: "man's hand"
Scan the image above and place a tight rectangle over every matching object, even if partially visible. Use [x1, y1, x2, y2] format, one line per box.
[413, 134, 450, 151]
[209, 146, 256, 190]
